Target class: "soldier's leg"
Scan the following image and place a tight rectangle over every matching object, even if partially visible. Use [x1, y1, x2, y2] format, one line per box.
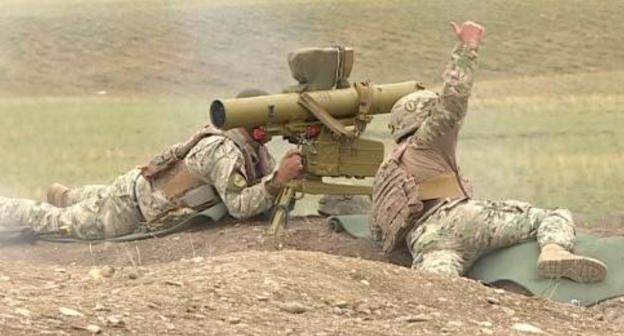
[64, 185, 111, 206]
[47, 169, 141, 207]
[409, 199, 552, 276]
[448, 200, 606, 282]
[48, 182, 111, 207]
[535, 208, 606, 282]
[0, 194, 140, 240]
[440, 200, 566, 268]
[63, 170, 143, 239]
[407, 213, 468, 277]
[534, 208, 574, 249]
[2, 171, 142, 240]
[413, 249, 464, 277]
[0, 197, 66, 234]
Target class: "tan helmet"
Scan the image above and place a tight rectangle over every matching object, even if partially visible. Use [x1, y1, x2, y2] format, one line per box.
[388, 89, 440, 143]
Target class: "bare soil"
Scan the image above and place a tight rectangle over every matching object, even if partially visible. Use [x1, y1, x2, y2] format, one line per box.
[0, 216, 622, 335]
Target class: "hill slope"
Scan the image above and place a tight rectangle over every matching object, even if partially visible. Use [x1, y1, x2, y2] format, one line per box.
[1, 0, 623, 97]
[0, 250, 615, 335]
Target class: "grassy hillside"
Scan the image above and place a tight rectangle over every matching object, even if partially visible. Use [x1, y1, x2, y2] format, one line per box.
[1, 71, 622, 224]
[0, 0, 622, 225]
[0, 0, 623, 96]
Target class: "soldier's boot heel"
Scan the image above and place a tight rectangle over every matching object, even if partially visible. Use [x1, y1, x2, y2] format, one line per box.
[537, 244, 607, 283]
[46, 183, 71, 208]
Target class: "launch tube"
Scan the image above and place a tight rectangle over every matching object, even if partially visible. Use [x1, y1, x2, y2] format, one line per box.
[210, 81, 419, 129]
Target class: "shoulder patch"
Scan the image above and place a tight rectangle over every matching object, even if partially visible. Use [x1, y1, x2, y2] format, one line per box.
[227, 172, 248, 192]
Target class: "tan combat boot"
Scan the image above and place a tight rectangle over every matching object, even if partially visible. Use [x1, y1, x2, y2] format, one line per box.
[46, 183, 71, 208]
[537, 244, 607, 283]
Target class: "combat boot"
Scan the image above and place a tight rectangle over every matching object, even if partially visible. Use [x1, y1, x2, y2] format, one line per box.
[537, 244, 607, 283]
[46, 183, 70, 208]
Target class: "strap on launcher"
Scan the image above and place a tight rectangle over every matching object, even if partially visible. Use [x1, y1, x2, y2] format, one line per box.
[297, 81, 375, 140]
[282, 44, 378, 140]
[353, 81, 375, 137]
[334, 45, 352, 90]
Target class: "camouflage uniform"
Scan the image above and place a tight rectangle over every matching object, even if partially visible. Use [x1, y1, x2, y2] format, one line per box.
[0, 135, 276, 240]
[371, 43, 576, 277]
[408, 200, 575, 276]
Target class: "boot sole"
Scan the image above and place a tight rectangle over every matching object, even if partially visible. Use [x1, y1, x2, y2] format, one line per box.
[537, 257, 607, 283]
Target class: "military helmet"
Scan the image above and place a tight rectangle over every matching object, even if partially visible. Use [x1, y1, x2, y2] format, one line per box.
[388, 89, 440, 143]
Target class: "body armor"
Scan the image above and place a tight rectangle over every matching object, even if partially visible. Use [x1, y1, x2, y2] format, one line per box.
[140, 126, 271, 212]
[370, 144, 467, 254]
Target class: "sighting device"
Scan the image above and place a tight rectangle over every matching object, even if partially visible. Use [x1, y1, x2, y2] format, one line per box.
[209, 46, 420, 234]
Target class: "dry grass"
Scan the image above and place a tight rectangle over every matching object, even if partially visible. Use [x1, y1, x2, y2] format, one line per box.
[0, 0, 623, 96]
[0, 0, 622, 226]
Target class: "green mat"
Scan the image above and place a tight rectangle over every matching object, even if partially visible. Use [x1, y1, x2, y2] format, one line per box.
[327, 215, 374, 240]
[327, 215, 624, 306]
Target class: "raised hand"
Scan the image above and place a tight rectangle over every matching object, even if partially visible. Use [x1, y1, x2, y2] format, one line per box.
[450, 21, 485, 48]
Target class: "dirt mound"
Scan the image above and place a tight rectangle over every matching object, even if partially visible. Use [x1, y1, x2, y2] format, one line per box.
[0, 217, 393, 267]
[1, 217, 623, 335]
[0, 248, 616, 336]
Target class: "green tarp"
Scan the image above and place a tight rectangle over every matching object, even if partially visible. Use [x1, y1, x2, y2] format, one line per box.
[327, 214, 624, 306]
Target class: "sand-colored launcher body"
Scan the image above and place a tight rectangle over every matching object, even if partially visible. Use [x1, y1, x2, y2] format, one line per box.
[210, 81, 419, 130]
[209, 80, 420, 233]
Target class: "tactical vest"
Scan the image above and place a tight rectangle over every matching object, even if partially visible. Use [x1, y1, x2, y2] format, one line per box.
[140, 126, 271, 212]
[370, 144, 468, 254]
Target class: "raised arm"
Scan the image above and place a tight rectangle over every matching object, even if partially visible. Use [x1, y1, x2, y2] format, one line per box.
[410, 21, 484, 144]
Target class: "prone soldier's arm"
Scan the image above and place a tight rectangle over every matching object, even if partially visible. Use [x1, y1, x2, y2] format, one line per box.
[186, 137, 276, 219]
[411, 22, 483, 145]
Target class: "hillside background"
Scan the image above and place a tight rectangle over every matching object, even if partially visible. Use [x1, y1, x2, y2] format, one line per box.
[0, 0, 622, 224]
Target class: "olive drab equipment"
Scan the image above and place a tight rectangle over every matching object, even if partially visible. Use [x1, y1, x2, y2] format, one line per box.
[283, 46, 354, 93]
[210, 46, 422, 234]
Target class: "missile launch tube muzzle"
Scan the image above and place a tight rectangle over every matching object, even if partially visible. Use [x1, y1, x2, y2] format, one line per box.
[210, 81, 420, 129]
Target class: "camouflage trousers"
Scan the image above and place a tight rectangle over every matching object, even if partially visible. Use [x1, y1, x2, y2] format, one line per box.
[0, 170, 143, 240]
[407, 199, 576, 276]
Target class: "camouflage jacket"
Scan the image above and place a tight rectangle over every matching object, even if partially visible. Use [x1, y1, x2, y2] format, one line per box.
[401, 42, 478, 188]
[411, 42, 477, 142]
[135, 135, 276, 225]
[370, 43, 479, 253]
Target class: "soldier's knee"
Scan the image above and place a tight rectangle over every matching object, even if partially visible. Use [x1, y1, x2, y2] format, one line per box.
[542, 208, 576, 234]
[71, 219, 105, 240]
[551, 208, 573, 223]
[414, 263, 462, 277]
[72, 217, 136, 240]
[413, 250, 463, 277]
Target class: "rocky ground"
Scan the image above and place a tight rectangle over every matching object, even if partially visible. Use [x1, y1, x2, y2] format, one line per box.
[0, 217, 622, 335]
